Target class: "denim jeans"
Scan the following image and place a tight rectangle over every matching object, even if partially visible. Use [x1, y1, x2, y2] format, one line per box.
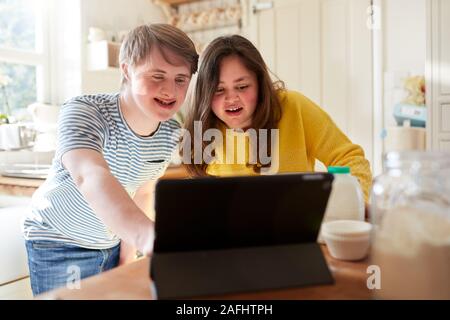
[25, 240, 120, 296]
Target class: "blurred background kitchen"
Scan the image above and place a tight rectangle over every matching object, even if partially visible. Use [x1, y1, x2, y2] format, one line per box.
[0, 0, 447, 299]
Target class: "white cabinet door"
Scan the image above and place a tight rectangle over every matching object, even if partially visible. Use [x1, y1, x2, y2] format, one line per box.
[427, 0, 450, 151]
[249, 0, 374, 168]
[0, 205, 30, 286]
[249, 0, 321, 104]
[0, 277, 32, 300]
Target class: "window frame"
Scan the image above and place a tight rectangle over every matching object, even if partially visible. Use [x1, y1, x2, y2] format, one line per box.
[0, 0, 51, 108]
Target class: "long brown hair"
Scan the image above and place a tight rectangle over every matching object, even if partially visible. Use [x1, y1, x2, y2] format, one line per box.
[183, 35, 284, 176]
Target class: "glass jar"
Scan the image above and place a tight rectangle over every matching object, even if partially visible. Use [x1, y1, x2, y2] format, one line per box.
[370, 151, 450, 299]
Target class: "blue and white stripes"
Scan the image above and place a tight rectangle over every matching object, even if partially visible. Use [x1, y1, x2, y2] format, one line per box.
[22, 93, 181, 249]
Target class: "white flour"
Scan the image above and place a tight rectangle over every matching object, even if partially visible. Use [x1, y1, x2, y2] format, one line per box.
[371, 204, 450, 299]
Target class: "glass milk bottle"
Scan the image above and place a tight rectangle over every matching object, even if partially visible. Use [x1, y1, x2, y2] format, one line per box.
[370, 151, 450, 299]
[318, 166, 365, 243]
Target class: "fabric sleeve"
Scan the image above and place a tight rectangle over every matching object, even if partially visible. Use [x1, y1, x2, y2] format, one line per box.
[55, 99, 108, 162]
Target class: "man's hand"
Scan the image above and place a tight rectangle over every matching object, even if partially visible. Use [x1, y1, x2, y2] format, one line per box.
[138, 228, 154, 257]
[119, 240, 137, 265]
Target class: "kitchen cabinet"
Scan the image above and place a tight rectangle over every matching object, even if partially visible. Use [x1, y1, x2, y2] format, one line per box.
[0, 196, 32, 299]
[426, 0, 450, 151]
[0, 277, 32, 300]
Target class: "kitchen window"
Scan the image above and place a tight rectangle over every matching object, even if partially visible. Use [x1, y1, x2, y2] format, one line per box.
[0, 0, 49, 118]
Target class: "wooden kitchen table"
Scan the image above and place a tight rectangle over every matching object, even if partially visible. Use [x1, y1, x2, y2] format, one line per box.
[37, 245, 372, 300]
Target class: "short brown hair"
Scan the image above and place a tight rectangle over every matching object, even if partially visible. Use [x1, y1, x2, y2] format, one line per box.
[119, 23, 198, 88]
[183, 35, 284, 177]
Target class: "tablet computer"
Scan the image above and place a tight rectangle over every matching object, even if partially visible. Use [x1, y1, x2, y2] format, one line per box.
[150, 173, 334, 299]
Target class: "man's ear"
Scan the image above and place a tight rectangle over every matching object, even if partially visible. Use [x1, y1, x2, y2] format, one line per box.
[121, 63, 130, 81]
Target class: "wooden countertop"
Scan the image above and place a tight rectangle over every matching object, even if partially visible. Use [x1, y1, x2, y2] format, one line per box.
[0, 175, 45, 188]
[37, 245, 372, 300]
[0, 175, 45, 197]
[0, 165, 189, 197]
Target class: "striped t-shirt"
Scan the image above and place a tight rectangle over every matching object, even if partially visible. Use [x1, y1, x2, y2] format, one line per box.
[22, 93, 181, 249]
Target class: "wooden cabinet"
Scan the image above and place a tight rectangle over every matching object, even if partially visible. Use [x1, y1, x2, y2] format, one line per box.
[426, 0, 450, 151]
